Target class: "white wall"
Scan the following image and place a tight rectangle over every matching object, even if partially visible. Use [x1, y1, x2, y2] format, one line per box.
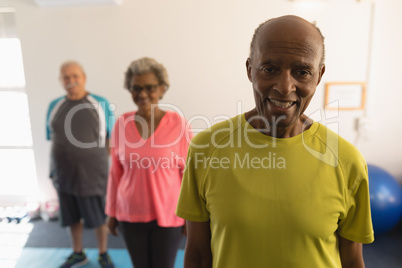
[358, 0, 402, 180]
[1, 0, 401, 202]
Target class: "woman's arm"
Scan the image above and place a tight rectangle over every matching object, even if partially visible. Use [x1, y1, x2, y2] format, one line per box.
[339, 236, 365, 268]
[184, 220, 213, 268]
[105, 120, 123, 218]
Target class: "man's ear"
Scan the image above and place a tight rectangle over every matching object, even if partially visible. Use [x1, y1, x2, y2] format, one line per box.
[246, 58, 253, 82]
[317, 64, 326, 86]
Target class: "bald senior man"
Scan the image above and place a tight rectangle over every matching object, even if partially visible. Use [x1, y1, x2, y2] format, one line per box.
[46, 61, 115, 268]
[176, 15, 374, 268]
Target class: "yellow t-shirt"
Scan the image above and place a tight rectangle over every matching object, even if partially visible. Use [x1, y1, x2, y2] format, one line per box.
[176, 114, 374, 268]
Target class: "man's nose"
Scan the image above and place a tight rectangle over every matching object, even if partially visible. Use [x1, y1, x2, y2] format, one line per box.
[274, 71, 296, 96]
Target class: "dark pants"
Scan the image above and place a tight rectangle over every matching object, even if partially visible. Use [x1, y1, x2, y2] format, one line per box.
[119, 220, 183, 268]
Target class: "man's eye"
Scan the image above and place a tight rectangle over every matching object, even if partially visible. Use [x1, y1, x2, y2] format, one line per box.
[297, 70, 310, 76]
[262, 67, 275, 73]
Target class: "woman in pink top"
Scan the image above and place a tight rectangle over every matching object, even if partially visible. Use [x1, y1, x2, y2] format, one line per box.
[105, 57, 192, 268]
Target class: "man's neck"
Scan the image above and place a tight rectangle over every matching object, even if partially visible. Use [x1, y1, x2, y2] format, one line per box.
[67, 90, 88, 100]
[245, 109, 312, 138]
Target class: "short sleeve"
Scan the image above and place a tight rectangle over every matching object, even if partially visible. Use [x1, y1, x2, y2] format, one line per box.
[46, 97, 64, 140]
[176, 145, 210, 222]
[46, 103, 52, 140]
[178, 119, 193, 174]
[102, 98, 115, 139]
[337, 163, 375, 244]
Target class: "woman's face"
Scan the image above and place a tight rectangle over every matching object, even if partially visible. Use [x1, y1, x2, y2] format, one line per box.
[129, 72, 165, 113]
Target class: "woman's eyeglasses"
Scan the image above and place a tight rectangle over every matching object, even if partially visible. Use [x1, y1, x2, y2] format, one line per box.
[128, 84, 159, 94]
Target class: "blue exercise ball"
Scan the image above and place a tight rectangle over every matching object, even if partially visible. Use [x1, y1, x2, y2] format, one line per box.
[368, 164, 402, 235]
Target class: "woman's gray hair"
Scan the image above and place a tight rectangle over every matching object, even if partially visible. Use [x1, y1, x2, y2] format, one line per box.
[124, 57, 170, 91]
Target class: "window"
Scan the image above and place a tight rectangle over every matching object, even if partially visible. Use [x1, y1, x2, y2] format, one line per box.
[0, 7, 38, 201]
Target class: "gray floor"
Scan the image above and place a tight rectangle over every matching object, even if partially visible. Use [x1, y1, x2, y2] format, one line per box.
[24, 218, 186, 250]
[23, 219, 402, 267]
[24, 218, 126, 249]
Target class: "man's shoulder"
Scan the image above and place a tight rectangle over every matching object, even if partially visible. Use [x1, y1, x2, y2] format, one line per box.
[87, 93, 110, 103]
[47, 96, 66, 114]
[313, 122, 365, 166]
[49, 96, 65, 106]
[314, 123, 369, 197]
[314, 123, 360, 152]
[190, 114, 242, 148]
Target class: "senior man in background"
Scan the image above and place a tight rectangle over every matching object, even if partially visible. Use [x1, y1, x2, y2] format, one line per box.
[46, 61, 115, 268]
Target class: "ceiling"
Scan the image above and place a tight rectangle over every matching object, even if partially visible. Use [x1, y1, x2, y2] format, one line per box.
[33, 0, 123, 8]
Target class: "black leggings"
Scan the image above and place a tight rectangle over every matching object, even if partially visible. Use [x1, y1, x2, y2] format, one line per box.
[119, 220, 183, 268]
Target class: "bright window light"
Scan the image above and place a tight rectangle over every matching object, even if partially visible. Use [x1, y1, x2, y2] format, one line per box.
[0, 8, 38, 202]
[0, 149, 38, 196]
[0, 91, 33, 146]
[0, 38, 25, 88]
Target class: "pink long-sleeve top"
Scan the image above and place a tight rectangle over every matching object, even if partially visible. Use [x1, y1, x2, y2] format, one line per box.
[105, 111, 192, 227]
